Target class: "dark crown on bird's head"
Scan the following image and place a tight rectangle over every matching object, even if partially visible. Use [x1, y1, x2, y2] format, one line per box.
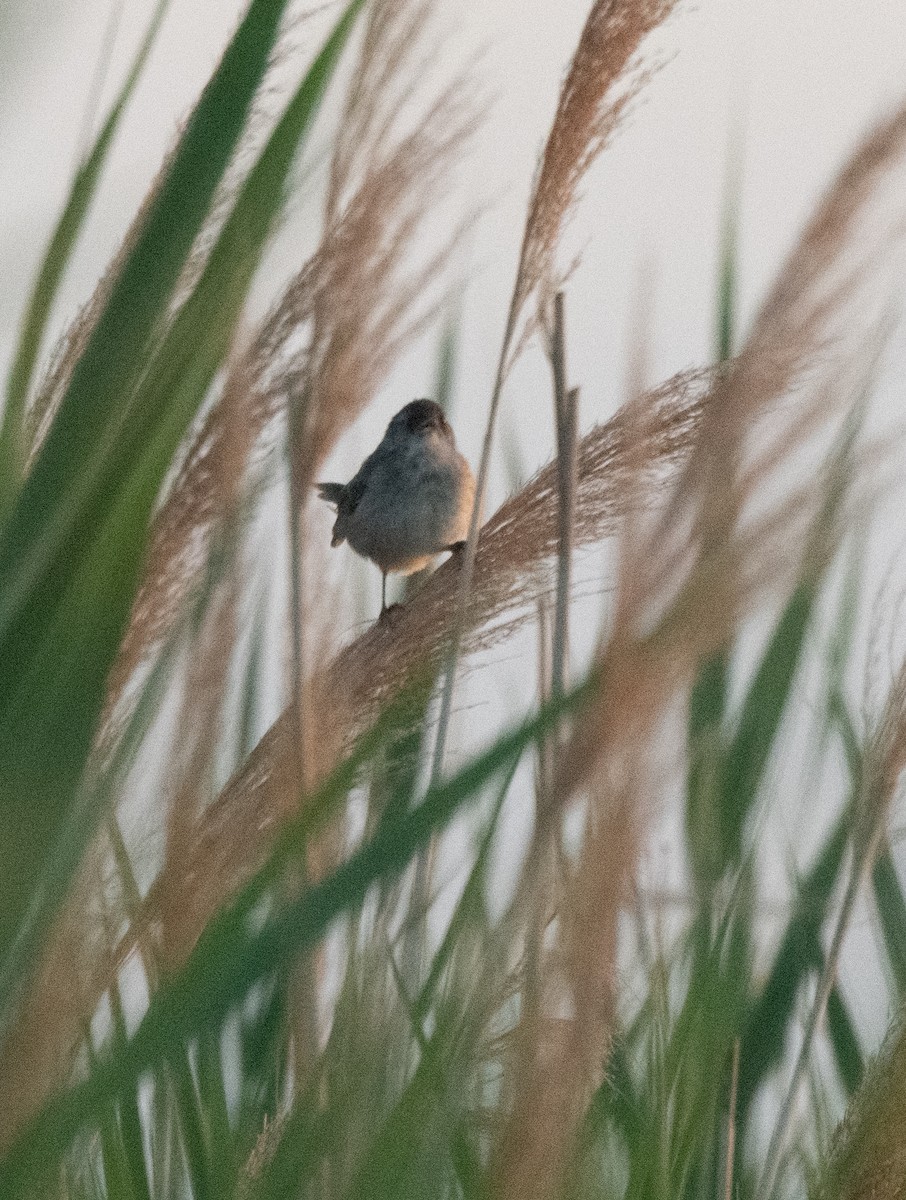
[387, 398, 452, 440]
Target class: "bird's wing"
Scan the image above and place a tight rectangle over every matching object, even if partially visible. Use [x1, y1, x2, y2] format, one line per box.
[317, 449, 380, 547]
[341, 448, 380, 515]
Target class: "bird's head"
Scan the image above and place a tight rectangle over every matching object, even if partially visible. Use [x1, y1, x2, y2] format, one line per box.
[387, 399, 453, 442]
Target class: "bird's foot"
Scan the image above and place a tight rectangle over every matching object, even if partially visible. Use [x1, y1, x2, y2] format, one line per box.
[378, 602, 404, 626]
[447, 540, 467, 556]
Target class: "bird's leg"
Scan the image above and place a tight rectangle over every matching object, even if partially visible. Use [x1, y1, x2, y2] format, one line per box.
[446, 540, 467, 555]
[378, 572, 403, 624]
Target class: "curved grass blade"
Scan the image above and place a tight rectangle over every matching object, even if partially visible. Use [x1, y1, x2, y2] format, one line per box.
[871, 844, 906, 995]
[0, 0, 172, 517]
[827, 982, 863, 1096]
[684, 144, 739, 892]
[0, 0, 294, 646]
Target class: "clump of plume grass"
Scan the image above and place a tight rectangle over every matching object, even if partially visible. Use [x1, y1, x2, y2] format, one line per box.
[101, 368, 710, 968]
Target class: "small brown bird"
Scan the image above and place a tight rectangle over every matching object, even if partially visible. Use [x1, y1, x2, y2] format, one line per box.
[317, 399, 476, 616]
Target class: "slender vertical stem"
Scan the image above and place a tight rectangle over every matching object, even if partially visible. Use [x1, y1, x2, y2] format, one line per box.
[429, 299, 520, 781]
[286, 386, 311, 797]
[549, 292, 578, 703]
[721, 1039, 740, 1200]
[284, 383, 320, 1087]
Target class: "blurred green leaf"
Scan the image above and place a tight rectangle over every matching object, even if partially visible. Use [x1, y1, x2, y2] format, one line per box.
[721, 581, 816, 863]
[827, 983, 864, 1096]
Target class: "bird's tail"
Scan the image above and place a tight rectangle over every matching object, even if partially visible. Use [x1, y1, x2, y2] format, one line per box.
[316, 482, 346, 506]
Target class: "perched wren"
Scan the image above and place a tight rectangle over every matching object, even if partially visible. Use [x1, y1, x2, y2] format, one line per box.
[317, 399, 476, 616]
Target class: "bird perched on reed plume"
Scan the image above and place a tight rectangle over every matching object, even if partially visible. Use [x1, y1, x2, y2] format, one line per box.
[317, 399, 476, 617]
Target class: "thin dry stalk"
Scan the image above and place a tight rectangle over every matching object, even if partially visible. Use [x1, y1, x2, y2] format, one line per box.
[547, 291, 579, 702]
[722, 1040, 741, 1200]
[431, 0, 679, 779]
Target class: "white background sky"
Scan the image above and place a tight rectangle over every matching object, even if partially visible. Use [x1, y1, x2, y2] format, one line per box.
[4, 0, 906, 1073]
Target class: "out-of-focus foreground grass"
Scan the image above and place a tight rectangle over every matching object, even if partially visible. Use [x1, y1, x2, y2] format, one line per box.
[1, 2, 906, 1199]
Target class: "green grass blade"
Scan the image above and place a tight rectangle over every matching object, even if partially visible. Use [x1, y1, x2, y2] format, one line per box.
[110, 982, 152, 1200]
[434, 309, 461, 414]
[0, 0, 171, 516]
[684, 146, 739, 892]
[827, 983, 864, 1095]
[0, 0, 294, 964]
[686, 654, 729, 891]
[871, 844, 906, 994]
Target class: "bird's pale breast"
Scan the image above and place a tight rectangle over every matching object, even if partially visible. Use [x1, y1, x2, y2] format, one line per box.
[345, 438, 472, 574]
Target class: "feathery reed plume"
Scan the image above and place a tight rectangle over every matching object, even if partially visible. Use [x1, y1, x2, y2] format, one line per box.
[822, 1005, 906, 1200]
[432, 0, 679, 777]
[679, 101, 906, 564]
[286, 3, 477, 498]
[510, 0, 677, 348]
